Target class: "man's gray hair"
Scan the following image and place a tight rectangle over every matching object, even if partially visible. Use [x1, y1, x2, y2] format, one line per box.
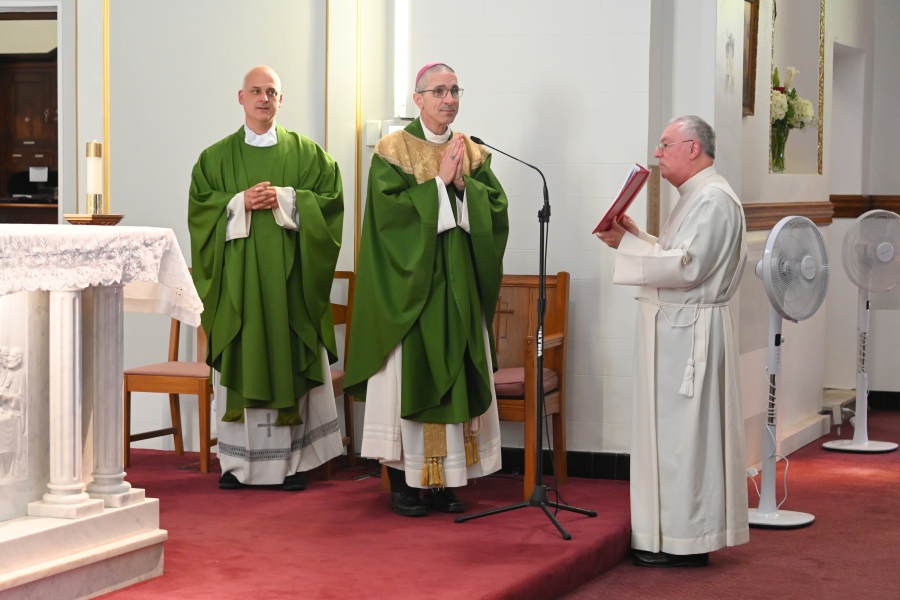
[668, 115, 716, 159]
[415, 63, 455, 93]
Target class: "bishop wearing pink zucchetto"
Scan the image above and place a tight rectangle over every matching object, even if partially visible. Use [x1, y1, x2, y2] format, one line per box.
[344, 63, 510, 517]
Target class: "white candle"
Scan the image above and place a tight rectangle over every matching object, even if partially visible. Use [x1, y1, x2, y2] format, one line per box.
[86, 141, 103, 195]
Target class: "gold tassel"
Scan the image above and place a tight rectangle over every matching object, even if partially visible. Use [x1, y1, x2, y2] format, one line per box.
[464, 422, 479, 467]
[421, 457, 445, 488]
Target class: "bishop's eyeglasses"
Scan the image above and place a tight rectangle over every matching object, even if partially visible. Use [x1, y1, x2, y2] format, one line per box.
[416, 86, 465, 98]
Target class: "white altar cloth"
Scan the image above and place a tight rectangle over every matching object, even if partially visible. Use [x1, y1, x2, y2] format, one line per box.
[0, 225, 202, 326]
[0, 224, 202, 599]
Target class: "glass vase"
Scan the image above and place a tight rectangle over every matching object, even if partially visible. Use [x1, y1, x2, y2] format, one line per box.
[770, 124, 789, 173]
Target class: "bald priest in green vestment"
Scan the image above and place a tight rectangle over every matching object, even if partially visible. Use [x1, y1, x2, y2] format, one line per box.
[344, 63, 510, 516]
[188, 66, 344, 491]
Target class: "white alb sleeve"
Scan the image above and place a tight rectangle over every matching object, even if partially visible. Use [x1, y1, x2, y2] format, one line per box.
[435, 177, 458, 234]
[271, 186, 299, 231]
[225, 192, 252, 241]
[456, 188, 470, 233]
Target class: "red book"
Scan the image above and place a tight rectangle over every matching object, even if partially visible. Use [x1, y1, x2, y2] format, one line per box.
[592, 164, 650, 234]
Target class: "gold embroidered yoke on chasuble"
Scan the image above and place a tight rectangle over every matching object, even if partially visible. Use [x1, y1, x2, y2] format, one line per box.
[346, 123, 508, 487]
[374, 129, 489, 184]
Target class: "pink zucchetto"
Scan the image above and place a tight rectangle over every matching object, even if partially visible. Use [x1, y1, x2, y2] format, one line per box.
[415, 62, 446, 88]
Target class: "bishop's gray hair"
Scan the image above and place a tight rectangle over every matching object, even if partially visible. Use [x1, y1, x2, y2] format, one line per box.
[668, 115, 716, 159]
[415, 63, 455, 93]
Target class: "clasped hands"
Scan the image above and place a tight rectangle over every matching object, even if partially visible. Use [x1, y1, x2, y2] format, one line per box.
[438, 135, 466, 190]
[244, 182, 278, 211]
[595, 214, 639, 249]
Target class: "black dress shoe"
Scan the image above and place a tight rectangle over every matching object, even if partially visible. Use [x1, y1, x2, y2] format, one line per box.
[423, 488, 465, 513]
[391, 491, 428, 517]
[282, 472, 307, 491]
[218, 472, 243, 490]
[631, 549, 709, 568]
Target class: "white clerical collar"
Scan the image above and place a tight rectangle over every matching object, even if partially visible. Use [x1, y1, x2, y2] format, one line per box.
[677, 165, 717, 196]
[421, 119, 452, 143]
[244, 123, 278, 147]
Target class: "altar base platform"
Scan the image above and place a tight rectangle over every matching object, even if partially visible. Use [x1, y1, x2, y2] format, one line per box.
[102, 451, 631, 600]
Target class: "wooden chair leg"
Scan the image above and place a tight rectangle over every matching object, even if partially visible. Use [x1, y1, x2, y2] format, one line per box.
[124, 388, 132, 468]
[168, 393, 185, 455]
[523, 395, 538, 502]
[552, 411, 568, 485]
[198, 384, 211, 474]
[344, 394, 356, 466]
[381, 464, 391, 493]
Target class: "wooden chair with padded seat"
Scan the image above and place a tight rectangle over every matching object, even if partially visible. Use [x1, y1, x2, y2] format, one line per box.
[379, 272, 570, 498]
[493, 272, 570, 500]
[326, 270, 357, 475]
[125, 271, 356, 476]
[124, 318, 217, 472]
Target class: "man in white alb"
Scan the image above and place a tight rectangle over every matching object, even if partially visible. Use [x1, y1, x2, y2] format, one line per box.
[596, 115, 749, 567]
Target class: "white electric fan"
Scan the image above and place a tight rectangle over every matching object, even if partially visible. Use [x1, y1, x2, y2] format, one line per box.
[823, 209, 900, 453]
[749, 215, 829, 529]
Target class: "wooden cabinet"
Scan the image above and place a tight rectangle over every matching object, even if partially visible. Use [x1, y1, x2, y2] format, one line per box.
[0, 52, 57, 200]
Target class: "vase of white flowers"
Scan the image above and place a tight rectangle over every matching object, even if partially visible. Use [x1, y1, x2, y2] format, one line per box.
[770, 67, 816, 173]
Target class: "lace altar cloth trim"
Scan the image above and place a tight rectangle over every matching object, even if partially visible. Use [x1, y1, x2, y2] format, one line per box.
[0, 225, 203, 326]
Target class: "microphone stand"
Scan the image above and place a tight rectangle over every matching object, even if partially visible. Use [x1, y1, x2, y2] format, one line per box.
[455, 137, 596, 540]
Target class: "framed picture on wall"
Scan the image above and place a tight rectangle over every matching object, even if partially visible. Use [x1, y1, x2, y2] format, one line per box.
[743, 0, 760, 116]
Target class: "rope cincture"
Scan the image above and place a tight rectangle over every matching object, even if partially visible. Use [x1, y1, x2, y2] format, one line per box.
[636, 296, 728, 398]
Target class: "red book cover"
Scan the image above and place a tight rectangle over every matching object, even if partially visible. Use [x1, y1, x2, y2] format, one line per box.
[592, 164, 650, 234]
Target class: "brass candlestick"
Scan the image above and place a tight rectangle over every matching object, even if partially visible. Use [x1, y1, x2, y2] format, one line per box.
[65, 141, 123, 225]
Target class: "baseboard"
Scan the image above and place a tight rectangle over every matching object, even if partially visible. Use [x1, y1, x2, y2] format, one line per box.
[777, 414, 831, 457]
[869, 391, 900, 411]
[499, 448, 630, 481]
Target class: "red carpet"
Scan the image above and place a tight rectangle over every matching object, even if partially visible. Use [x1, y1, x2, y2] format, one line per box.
[564, 410, 900, 600]
[99, 456, 630, 599]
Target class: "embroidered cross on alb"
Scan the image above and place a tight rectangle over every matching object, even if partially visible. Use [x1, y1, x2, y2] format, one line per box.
[257, 413, 274, 438]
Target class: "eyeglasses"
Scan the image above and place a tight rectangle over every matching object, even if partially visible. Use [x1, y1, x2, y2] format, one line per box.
[416, 86, 465, 99]
[656, 139, 694, 152]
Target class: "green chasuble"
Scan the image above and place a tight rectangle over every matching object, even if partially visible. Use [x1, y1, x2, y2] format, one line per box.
[188, 125, 343, 425]
[344, 118, 509, 424]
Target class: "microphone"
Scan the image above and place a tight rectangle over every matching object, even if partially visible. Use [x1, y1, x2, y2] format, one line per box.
[469, 136, 549, 215]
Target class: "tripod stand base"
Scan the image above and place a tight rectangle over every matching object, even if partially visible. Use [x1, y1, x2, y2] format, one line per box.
[748, 508, 815, 529]
[822, 439, 898, 453]
[455, 485, 597, 540]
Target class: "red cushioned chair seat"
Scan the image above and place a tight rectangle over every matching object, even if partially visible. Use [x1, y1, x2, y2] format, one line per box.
[494, 367, 559, 398]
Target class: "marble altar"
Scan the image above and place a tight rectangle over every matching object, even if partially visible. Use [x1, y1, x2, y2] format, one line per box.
[0, 225, 202, 599]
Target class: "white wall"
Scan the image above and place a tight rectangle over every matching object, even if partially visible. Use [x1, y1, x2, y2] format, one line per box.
[868, 0, 900, 194]
[105, 0, 327, 452]
[411, 0, 651, 452]
[0, 20, 56, 53]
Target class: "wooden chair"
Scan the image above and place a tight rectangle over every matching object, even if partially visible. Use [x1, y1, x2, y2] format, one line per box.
[328, 271, 357, 472]
[124, 271, 355, 476]
[124, 319, 216, 472]
[493, 272, 570, 500]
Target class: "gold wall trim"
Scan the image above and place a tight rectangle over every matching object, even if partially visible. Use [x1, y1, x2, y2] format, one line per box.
[353, 0, 362, 268]
[74, 1, 79, 214]
[324, 0, 329, 152]
[102, 0, 110, 213]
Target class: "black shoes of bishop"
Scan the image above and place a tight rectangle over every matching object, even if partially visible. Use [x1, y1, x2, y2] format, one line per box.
[390, 488, 465, 517]
[631, 549, 709, 568]
[217, 471, 307, 491]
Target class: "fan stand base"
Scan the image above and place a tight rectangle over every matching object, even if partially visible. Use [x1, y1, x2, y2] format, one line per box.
[748, 508, 815, 529]
[822, 439, 898, 453]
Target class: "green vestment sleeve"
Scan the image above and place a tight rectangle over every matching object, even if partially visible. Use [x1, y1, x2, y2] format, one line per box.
[188, 128, 343, 425]
[345, 132, 509, 424]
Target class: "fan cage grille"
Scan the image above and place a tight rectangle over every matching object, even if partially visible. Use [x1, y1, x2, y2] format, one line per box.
[767, 217, 829, 322]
